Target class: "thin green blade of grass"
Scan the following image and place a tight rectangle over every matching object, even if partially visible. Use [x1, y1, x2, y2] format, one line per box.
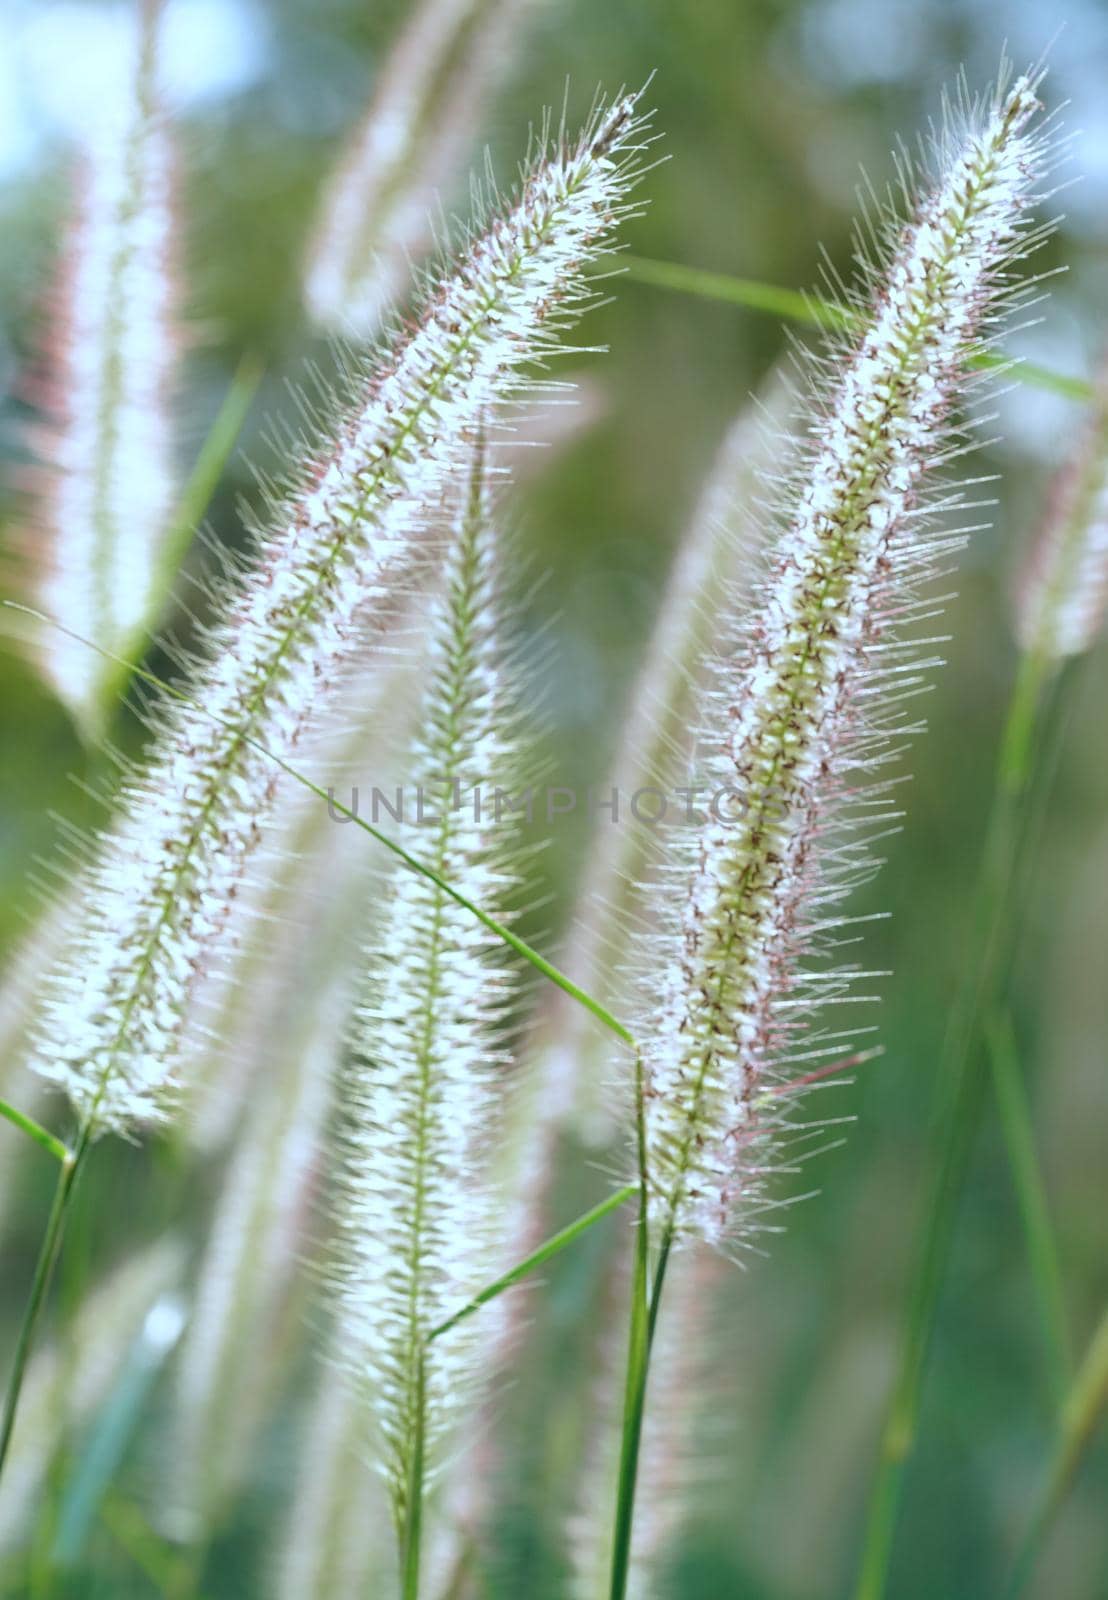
[52, 1291, 184, 1567]
[153, 352, 264, 606]
[428, 1184, 637, 1343]
[618, 255, 1092, 402]
[98, 1490, 202, 1600]
[0, 1099, 69, 1165]
[1008, 1306, 1108, 1596]
[0, 1143, 83, 1477]
[986, 1011, 1072, 1407]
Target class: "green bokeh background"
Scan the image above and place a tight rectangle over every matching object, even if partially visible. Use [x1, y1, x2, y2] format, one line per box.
[1, 0, 1106, 1595]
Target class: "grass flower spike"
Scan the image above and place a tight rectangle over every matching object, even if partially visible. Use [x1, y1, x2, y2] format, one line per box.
[642, 72, 1051, 1252]
[304, 0, 534, 335]
[333, 440, 524, 1554]
[33, 0, 179, 730]
[29, 95, 646, 1141]
[1016, 360, 1108, 661]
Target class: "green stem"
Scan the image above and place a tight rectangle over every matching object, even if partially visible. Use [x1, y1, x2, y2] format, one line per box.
[401, 1349, 426, 1600]
[428, 1184, 637, 1343]
[607, 1050, 669, 1600]
[986, 1012, 1072, 1408]
[0, 1129, 89, 1483]
[607, 1223, 670, 1600]
[157, 353, 263, 592]
[853, 648, 1054, 1600]
[0, 1099, 70, 1164]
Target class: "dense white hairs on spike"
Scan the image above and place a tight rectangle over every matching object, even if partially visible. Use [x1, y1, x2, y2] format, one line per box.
[27, 95, 648, 1138]
[304, 0, 536, 336]
[333, 440, 524, 1524]
[34, 0, 179, 727]
[1016, 362, 1108, 660]
[640, 70, 1055, 1251]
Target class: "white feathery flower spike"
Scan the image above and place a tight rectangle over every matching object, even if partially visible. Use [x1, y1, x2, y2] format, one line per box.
[27, 94, 648, 1140]
[1015, 360, 1108, 661]
[33, 0, 179, 730]
[333, 437, 524, 1527]
[641, 70, 1054, 1251]
[304, 0, 536, 336]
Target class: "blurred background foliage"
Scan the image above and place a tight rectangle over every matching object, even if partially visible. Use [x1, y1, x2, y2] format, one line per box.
[0, 0, 1106, 1596]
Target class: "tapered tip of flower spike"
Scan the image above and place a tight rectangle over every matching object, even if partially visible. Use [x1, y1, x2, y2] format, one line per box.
[638, 60, 1055, 1254]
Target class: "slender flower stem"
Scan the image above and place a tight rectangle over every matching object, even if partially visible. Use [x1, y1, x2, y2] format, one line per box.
[0, 1130, 88, 1482]
[401, 1350, 426, 1600]
[607, 1228, 671, 1600]
[607, 1050, 670, 1600]
[854, 646, 1058, 1600]
[0, 1099, 70, 1164]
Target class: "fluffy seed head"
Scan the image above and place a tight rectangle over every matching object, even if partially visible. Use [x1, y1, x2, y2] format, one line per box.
[641, 71, 1052, 1250]
[305, 0, 537, 335]
[1016, 362, 1108, 660]
[32, 0, 179, 728]
[28, 95, 647, 1138]
[332, 442, 527, 1519]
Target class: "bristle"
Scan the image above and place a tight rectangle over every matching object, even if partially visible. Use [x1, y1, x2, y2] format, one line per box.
[639, 72, 1053, 1251]
[542, 372, 793, 1146]
[180, 639, 417, 1154]
[27, 95, 648, 1140]
[1015, 361, 1108, 660]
